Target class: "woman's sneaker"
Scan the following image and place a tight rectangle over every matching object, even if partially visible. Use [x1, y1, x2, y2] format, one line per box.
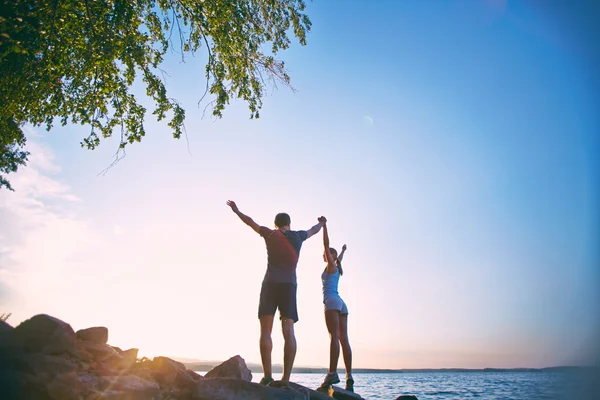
[345, 376, 355, 392]
[319, 371, 340, 388]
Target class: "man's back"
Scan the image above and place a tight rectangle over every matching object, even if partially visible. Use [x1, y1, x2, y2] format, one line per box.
[259, 227, 308, 284]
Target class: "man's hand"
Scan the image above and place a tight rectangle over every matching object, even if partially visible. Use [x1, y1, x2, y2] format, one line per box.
[227, 200, 260, 233]
[342, 244, 347, 252]
[306, 216, 326, 239]
[226, 200, 239, 213]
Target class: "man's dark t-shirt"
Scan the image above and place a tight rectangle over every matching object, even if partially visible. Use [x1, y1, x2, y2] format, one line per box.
[259, 227, 308, 285]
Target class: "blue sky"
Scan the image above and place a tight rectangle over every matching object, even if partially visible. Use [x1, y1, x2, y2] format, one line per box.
[1, 0, 598, 369]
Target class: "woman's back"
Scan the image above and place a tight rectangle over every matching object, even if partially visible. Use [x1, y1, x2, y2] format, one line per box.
[322, 266, 340, 298]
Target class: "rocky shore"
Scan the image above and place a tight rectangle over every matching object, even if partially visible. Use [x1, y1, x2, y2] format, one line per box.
[0, 314, 418, 400]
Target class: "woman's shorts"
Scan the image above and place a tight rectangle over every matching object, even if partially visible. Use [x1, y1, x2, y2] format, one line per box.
[324, 296, 348, 315]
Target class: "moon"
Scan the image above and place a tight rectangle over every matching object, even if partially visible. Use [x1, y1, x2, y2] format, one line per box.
[363, 115, 374, 126]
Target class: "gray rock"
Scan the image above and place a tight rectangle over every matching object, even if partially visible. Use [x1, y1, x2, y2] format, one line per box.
[150, 356, 197, 387]
[14, 314, 77, 354]
[88, 388, 156, 400]
[18, 353, 78, 375]
[395, 396, 418, 400]
[103, 375, 160, 393]
[194, 377, 308, 400]
[76, 327, 109, 344]
[186, 369, 203, 381]
[288, 382, 331, 400]
[204, 354, 252, 382]
[79, 341, 120, 361]
[0, 319, 13, 332]
[332, 385, 365, 400]
[117, 348, 138, 370]
[110, 346, 123, 353]
[47, 372, 83, 400]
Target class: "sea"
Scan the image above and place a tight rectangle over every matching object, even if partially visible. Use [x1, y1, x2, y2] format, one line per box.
[194, 370, 598, 399]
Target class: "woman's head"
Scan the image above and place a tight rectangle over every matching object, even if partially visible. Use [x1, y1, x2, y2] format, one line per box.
[323, 247, 338, 262]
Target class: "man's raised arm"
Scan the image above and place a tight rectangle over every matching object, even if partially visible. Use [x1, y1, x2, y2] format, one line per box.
[226, 200, 260, 234]
[305, 216, 326, 239]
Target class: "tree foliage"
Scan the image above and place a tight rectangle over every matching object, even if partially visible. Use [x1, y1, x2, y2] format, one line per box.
[0, 0, 311, 190]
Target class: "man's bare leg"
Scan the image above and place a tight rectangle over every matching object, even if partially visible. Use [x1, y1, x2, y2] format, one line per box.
[281, 318, 296, 382]
[259, 315, 275, 381]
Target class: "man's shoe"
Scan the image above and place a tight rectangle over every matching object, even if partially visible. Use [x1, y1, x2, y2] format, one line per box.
[259, 377, 274, 386]
[345, 377, 355, 392]
[319, 371, 340, 388]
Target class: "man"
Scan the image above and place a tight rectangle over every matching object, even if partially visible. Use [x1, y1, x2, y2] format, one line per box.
[226, 200, 324, 385]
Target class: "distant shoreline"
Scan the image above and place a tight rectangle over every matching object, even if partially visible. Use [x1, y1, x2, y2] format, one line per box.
[182, 361, 592, 374]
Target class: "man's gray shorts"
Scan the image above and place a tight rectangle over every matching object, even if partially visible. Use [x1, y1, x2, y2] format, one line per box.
[324, 296, 348, 315]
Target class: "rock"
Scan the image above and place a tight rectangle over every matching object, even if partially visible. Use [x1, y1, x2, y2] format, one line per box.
[78, 373, 107, 393]
[47, 372, 83, 400]
[4, 372, 53, 400]
[88, 388, 158, 400]
[204, 354, 252, 382]
[96, 348, 138, 375]
[79, 341, 120, 361]
[289, 382, 332, 400]
[104, 375, 160, 392]
[331, 385, 365, 400]
[0, 319, 13, 332]
[117, 348, 139, 370]
[18, 353, 78, 375]
[395, 396, 418, 400]
[150, 356, 197, 387]
[194, 377, 308, 400]
[316, 385, 333, 397]
[14, 314, 77, 355]
[76, 327, 109, 344]
[186, 369, 203, 381]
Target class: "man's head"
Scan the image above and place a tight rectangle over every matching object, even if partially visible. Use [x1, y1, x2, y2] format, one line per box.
[274, 213, 291, 229]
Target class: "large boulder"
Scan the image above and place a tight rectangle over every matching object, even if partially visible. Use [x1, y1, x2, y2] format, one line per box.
[331, 385, 365, 400]
[204, 355, 252, 382]
[78, 341, 120, 361]
[395, 396, 419, 400]
[87, 389, 154, 400]
[14, 314, 77, 355]
[86, 376, 160, 400]
[186, 369, 203, 381]
[194, 377, 308, 400]
[103, 375, 160, 392]
[76, 327, 109, 344]
[17, 353, 78, 376]
[0, 319, 13, 332]
[47, 372, 83, 400]
[150, 356, 197, 387]
[117, 348, 139, 370]
[288, 382, 331, 400]
[95, 348, 138, 375]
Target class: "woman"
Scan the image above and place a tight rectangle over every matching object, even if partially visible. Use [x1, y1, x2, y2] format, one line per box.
[318, 217, 354, 392]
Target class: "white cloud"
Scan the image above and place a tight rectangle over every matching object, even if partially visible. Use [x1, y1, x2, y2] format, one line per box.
[0, 139, 103, 321]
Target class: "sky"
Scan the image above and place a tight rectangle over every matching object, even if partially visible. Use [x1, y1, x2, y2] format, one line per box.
[1, 0, 599, 370]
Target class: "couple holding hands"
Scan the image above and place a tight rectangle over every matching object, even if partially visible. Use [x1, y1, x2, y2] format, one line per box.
[227, 200, 354, 392]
